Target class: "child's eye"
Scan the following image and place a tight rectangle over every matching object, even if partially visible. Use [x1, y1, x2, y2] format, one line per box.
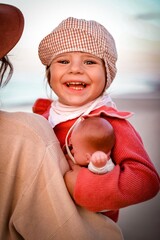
[58, 60, 69, 64]
[84, 60, 96, 65]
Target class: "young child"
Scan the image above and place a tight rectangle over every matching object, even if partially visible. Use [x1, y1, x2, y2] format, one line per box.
[66, 116, 115, 174]
[33, 17, 160, 222]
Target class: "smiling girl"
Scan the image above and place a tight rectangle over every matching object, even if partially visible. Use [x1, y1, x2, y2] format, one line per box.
[49, 52, 106, 106]
[33, 17, 159, 223]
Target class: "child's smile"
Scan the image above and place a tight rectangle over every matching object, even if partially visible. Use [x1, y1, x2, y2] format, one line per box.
[49, 52, 106, 106]
[65, 81, 87, 90]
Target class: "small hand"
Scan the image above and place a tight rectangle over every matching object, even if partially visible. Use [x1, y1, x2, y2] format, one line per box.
[90, 151, 108, 168]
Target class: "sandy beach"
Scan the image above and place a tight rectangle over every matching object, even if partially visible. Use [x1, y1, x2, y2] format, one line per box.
[3, 92, 160, 240]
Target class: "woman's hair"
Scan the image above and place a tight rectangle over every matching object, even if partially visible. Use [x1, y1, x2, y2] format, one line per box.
[0, 55, 13, 87]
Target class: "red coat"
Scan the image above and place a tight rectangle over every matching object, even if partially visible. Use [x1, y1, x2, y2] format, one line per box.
[33, 98, 160, 222]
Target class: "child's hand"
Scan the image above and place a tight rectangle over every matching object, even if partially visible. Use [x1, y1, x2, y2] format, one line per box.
[64, 163, 82, 198]
[90, 151, 108, 168]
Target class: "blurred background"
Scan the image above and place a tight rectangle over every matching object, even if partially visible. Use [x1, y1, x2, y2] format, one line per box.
[1, 0, 160, 108]
[0, 0, 160, 239]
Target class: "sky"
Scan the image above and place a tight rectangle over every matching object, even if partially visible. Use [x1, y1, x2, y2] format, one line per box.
[1, 0, 160, 107]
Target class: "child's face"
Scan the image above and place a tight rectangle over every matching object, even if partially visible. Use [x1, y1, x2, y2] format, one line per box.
[49, 52, 106, 106]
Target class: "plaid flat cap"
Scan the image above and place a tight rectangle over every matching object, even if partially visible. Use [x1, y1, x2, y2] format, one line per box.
[38, 17, 118, 88]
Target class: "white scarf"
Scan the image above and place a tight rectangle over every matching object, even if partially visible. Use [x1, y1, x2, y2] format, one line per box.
[48, 93, 116, 128]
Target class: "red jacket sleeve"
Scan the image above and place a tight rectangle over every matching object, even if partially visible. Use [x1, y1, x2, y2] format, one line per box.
[74, 117, 160, 212]
[32, 98, 52, 119]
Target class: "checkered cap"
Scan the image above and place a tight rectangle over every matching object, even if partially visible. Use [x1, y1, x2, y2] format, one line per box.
[38, 17, 117, 88]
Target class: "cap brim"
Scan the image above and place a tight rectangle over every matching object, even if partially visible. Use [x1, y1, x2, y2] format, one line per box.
[0, 3, 24, 59]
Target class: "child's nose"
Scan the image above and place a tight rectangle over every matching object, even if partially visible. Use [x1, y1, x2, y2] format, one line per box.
[69, 61, 84, 74]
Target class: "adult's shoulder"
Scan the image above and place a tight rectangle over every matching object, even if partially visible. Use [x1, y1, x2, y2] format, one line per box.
[0, 111, 58, 145]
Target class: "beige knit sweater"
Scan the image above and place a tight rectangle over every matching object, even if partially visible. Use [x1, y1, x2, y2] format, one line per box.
[0, 111, 123, 240]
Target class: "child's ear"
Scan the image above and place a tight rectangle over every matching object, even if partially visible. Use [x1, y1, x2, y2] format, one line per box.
[86, 153, 91, 163]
